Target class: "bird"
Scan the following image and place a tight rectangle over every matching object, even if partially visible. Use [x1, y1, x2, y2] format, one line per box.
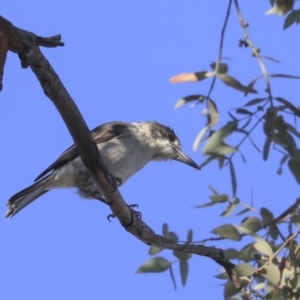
[5, 121, 199, 218]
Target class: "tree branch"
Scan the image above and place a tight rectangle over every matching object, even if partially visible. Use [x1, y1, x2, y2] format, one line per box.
[0, 15, 249, 299]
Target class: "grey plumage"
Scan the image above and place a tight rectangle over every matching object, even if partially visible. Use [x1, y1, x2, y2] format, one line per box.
[5, 121, 199, 218]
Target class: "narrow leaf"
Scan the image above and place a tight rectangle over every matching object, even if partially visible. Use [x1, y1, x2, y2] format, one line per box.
[208, 186, 219, 196]
[288, 158, 300, 184]
[275, 97, 300, 118]
[187, 229, 193, 244]
[193, 126, 209, 151]
[162, 223, 169, 237]
[136, 257, 171, 273]
[180, 259, 189, 287]
[270, 73, 300, 80]
[243, 97, 267, 107]
[236, 207, 251, 216]
[218, 73, 257, 94]
[169, 265, 177, 291]
[203, 121, 237, 155]
[263, 137, 272, 161]
[174, 95, 205, 109]
[236, 108, 252, 115]
[284, 10, 299, 29]
[229, 160, 237, 197]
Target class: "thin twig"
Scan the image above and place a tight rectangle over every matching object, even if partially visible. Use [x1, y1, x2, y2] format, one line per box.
[233, 0, 273, 106]
[206, 0, 232, 101]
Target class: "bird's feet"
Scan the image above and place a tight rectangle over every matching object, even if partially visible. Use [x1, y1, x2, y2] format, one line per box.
[104, 170, 122, 193]
[107, 204, 142, 226]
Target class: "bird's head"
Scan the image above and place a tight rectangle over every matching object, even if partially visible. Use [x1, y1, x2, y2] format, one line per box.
[142, 121, 200, 170]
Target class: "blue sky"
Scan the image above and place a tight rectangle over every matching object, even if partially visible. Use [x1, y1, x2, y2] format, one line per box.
[1, 1, 300, 299]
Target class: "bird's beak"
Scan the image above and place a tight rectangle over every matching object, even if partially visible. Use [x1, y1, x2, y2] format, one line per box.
[174, 148, 200, 170]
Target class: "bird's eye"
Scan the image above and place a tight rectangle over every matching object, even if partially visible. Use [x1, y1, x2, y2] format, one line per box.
[168, 132, 176, 142]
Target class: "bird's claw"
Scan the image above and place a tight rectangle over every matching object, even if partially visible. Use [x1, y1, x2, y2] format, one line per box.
[107, 204, 142, 223]
[105, 170, 122, 192]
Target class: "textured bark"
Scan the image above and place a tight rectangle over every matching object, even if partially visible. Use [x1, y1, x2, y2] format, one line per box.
[0, 15, 249, 300]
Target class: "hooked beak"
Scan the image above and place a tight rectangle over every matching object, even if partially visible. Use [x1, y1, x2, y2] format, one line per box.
[174, 148, 200, 170]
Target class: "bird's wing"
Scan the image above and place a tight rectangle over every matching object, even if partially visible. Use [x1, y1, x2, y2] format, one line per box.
[34, 121, 134, 181]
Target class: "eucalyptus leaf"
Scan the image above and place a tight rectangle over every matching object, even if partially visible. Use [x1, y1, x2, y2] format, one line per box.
[211, 224, 241, 241]
[229, 160, 237, 197]
[136, 257, 171, 273]
[235, 262, 256, 277]
[243, 97, 267, 107]
[263, 137, 272, 161]
[288, 158, 300, 184]
[179, 259, 189, 287]
[174, 94, 205, 109]
[193, 126, 209, 151]
[203, 121, 237, 155]
[218, 73, 257, 94]
[284, 10, 300, 29]
[148, 246, 163, 256]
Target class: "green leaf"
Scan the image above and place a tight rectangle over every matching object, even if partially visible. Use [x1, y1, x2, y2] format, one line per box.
[187, 229, 193, 244]
[236, 207, 251, 216]
[195, 71, 213, 81]
[288, 159, 300, 184]
[136, 257, 171, 273]
[291, 215, 300, 229]
[263, 137, 272, 161]
[162, 223, 169, 237]
[286, 122, 300, 138]
[284, 10, 300, 29]
[211, 224, 241, 241]
[210, 194, 229, 203]
[224, 248, 239, 260]
[266, 264, 280, 287]
[275, 97, 300, 118]
[168, 231, 179, 243]
[193, 127, 209, 151]
[203, 121, 237, 155]
[229, 160, 237, 197]
[148, 246, 163, 256]
[236, 226, 273, 257]
[235, 262, 256, 277]
[173, 251, 192, 260]
[207, 100, 219, 128]
[210, 62, 228, 74]
[174, 95, 205, 109]
[241, 216, 262, 232]
[239, 243, 258, 262]
[199, 155, 222, 169]
[266, 1, 294, 16]
[243, 97, 267, 107]
[221, 203, 237, 217]
[223, 280, 239, 298]
[180, 259, 189, 287]
[169, 265, 177, 291]
[208, 186, 219, 196]
[194, 202, 217, 208]
[218, 73, 257, 94]
[260, 207, 274, 224]
[253, 241, 273, 257]
[270, 73, 300, 80]
[236, 108, 252, 115]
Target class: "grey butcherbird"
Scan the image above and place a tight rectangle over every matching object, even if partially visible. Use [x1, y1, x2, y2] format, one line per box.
[5, 121, 199, 218]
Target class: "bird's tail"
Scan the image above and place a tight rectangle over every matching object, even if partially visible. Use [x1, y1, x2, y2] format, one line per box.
[5, 174, 54, 218]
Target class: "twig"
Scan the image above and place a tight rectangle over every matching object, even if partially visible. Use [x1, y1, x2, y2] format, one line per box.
[206, 0, 232, 101]
[233, 0, 273, 106]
